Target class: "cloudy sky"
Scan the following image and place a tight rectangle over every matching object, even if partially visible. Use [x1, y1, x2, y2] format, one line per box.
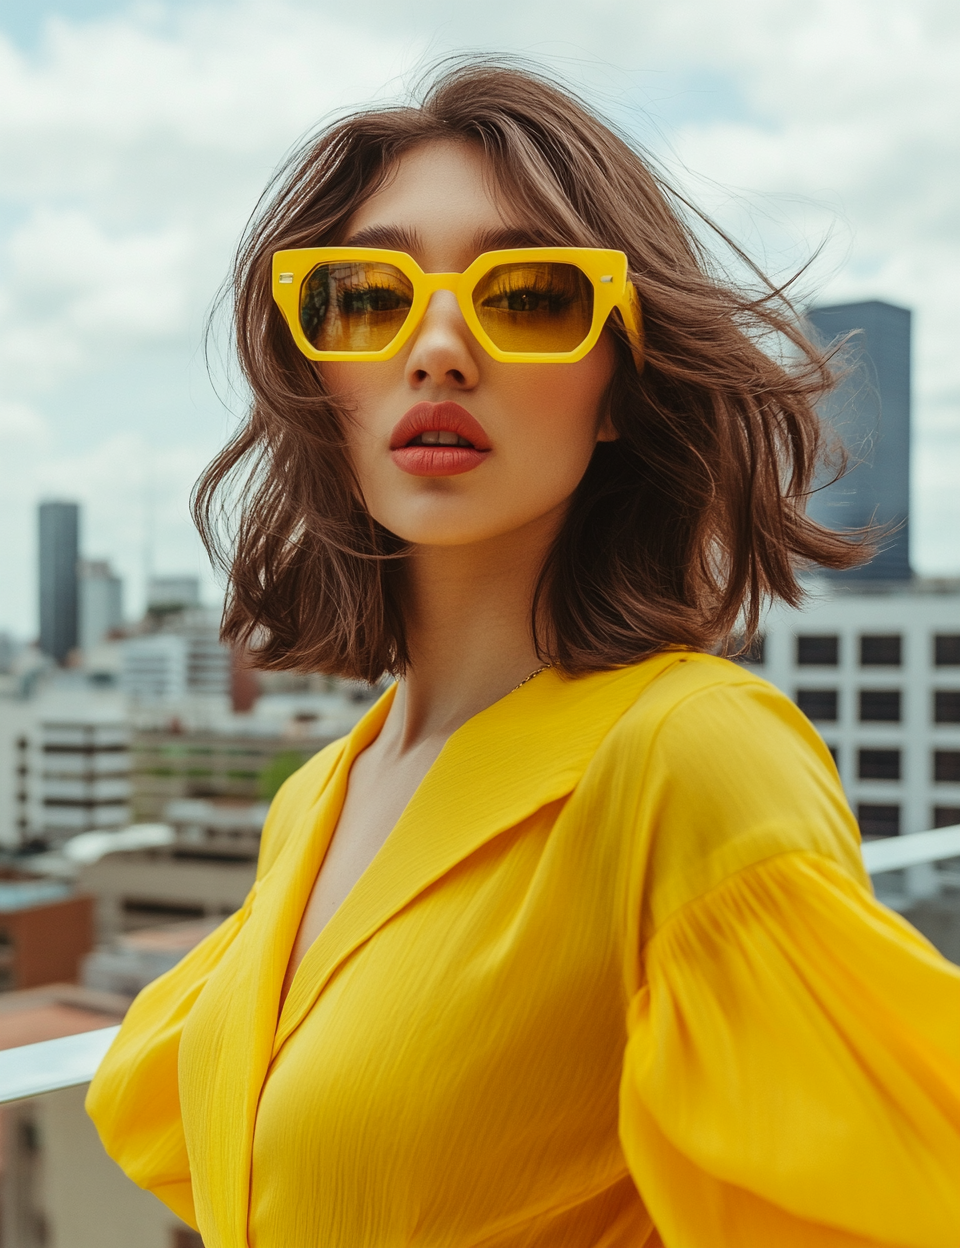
[1, 0, 958, 637]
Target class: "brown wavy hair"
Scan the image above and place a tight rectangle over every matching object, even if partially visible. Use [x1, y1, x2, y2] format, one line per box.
[193, 58, 866, 684]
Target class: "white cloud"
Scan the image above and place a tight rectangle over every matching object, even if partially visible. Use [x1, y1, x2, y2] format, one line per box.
[0, 398, 49, 443]
[0, 208, 191, 388]
[0, 1, 422, 386]
[0, 0, 958, 634]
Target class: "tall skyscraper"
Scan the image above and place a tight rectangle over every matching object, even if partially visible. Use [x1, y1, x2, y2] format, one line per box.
[805, 300, 912, 581]
[38, 500, 80, 664]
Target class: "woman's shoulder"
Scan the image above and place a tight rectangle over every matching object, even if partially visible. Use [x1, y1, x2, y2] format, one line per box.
[587, 652, 866, 926]
[610, 650, 830, 765]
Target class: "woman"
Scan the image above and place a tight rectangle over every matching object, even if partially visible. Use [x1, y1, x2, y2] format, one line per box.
[87, 62, 959, 1248]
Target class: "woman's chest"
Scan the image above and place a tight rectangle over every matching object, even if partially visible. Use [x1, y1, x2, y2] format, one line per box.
[250, 807, 634, 1239]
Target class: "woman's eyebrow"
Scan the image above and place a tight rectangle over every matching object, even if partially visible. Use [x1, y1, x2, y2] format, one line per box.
[342, 224, 423, 251]
[472, 226, 543, 251]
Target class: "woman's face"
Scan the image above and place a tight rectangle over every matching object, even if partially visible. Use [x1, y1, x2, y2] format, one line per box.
[322, 140, 616, 549]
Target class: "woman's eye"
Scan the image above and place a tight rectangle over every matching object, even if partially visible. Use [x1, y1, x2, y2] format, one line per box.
[508, 290, 545, 312]
[487, 287, 566, 313]
[340, 286, 409, 314]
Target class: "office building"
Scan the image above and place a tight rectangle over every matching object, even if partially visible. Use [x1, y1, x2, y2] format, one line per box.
[0, 700, 33, 846]
[37, 716, 131, 842]
[0, 879, 95, 992]
[741, 580, 960, 838]
[0, 692, 131, 849]
[38, 501, 80, 664]
[79, 561, 123, 652]
[122, 628, 232, 703]
[77, 835, 257, 941]
[130, 728, 331, 820]
[0, 984, 199, 1248]
[146, 575, 200, 612]
[0, 634, 17, 673]
[738, 298, 960, 840]
[805, 301, 911, 581]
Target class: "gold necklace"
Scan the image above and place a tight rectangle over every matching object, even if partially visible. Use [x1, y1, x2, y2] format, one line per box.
[511, 664, 552, 693]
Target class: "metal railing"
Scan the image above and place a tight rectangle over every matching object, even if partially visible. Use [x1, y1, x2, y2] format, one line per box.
[863, 822, 960, 909]
[0, 824, 956, 1106]
[0, 1026, 119, 1104]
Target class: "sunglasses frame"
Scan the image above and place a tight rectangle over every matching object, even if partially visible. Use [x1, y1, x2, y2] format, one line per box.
[271, 246, 644, 365]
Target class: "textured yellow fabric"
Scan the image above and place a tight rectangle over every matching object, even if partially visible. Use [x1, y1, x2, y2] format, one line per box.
[86, 653, 960, 1248]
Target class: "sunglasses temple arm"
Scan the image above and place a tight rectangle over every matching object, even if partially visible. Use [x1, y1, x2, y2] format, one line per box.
[618, 283, 645, 372]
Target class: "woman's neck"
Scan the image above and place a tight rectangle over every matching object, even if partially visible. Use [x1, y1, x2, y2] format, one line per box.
[385, 508, 561, 751]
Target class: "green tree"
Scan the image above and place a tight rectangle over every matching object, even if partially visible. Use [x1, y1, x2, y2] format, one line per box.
[258, 750, 307, 801]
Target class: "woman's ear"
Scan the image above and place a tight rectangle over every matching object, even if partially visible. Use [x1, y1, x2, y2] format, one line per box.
[596, 402, 619, 443]
[594, 411, 619, 441]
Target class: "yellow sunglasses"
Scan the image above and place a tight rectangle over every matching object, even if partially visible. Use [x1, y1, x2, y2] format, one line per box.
[271, 246, 643, 365]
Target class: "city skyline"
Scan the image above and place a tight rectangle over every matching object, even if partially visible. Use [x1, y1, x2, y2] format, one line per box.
[1, 0, 958, 636]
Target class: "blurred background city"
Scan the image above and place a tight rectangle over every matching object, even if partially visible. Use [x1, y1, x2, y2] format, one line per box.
[0, 0, 958, 1244]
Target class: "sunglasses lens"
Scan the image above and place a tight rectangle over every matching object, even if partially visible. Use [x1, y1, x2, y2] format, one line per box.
[299, 261, 414, 353]
[472, 262, 594, 354]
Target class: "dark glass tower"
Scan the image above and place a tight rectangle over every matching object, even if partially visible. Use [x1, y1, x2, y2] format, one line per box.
[805, 300, 912, 581]
[38, 500, 80, 664]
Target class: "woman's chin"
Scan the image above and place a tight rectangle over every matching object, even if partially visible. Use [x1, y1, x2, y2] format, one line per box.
[376, 506, 567, 552]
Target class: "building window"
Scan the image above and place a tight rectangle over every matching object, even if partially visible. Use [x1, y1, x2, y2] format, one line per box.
[858, 804, 900, 838]
[934, 690, 960, 724]
[858, 749, 901, 781]
[796, 635, 839, 666]
[796, 689, 838, 721]
[934, 634, 960, 666]
[826, 745, 839, 767]
[934, 751, 960, 783]
[860, 634, 902, 667]
[859, 690, 901, 722]
[933, 806, 960, 829]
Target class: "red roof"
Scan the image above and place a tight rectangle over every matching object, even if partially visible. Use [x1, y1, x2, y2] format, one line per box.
[0, 984, 127, 1051]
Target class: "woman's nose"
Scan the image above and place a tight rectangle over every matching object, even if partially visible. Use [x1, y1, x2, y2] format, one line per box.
[404, 291, 480, 390]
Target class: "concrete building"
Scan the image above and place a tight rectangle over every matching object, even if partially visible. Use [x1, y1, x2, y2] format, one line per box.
[0, 692, 131, 849]
[146, 575, 200, 612]
[130, 727, 330, 820]
[741, 580, 960, 838]
[34, 714, 131, 844]
[0, 699, 33, 847]
[38, 502, 80, 665]
[0, 634, 17, 674]
[79, 560, 123, 653]
[0, 984, 199, 1248]
[0, 879, 95, 992]
[745, 296, 960, 843]
[77, 836, 257, 941]
[82, 915, 222, 997]
[122, 616, 231, 704]
[806, 300, 912, 582]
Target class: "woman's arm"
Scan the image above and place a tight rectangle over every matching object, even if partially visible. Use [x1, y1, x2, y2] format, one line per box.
[621, 850, 960, 1247]
[615, 675, 960, 1248]
[85, 897, 257, 1228]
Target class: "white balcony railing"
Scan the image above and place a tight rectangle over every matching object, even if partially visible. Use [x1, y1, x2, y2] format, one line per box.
[0, 1026, 119, 1104]
[0, 825, 956, 1107]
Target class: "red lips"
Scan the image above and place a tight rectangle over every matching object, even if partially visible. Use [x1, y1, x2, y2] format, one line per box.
[389, 401, 491, 477]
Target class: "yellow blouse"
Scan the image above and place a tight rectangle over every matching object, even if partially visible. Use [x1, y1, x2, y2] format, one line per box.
[87, 653, 960, 1248]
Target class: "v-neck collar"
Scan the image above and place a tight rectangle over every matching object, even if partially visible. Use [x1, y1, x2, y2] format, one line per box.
[273, 657, 686, 1051]
[183, 652, 691, 1248]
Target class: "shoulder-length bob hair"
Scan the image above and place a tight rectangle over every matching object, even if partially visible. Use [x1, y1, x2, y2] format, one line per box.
[194, 59, 866, 684]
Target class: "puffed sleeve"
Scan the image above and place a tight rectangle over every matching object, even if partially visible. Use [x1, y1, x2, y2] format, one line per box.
[85, 887, 257, 1229]
[619, 850, 960, 1248]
